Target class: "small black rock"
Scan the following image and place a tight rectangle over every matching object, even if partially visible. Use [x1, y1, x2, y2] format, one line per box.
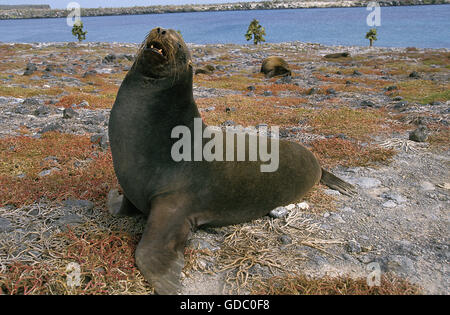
[279, 235, 293, 245]
[0, 217, 13, 233]
[13, 105, 30, 115]
[346, 240, 362, 254]
[82, 70, 97, 78]
[34, 105, 50, 117]
[63, 198, 94, 211]
[225, 107, 236, 113]
[409, 71, 420, 78]
[90, 133, 109, 150]
[222, 120, 236, 127]
[120, 54, 135, 61]
[275, 76, 292, 84]
[393, 101, 408, 110]
[360, 100, 376, 108]
[409, 126, 428, 142]
[103, 54, 117, 63]
[63, 107, 79, 119]
[23, 63, 37, 76]
[385, 85, 398, 91]
[307, 87, 320, 95]
[40, 122, 62, 134]
[22, 97, 40, 106]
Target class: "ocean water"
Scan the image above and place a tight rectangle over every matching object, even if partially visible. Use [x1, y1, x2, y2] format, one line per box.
[0, 4, 449, 48]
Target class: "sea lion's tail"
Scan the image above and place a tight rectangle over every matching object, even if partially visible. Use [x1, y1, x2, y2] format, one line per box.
[320, 168, 356, 197]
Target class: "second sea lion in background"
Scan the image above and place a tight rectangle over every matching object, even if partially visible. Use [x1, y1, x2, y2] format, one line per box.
[261, 56, 292, 78]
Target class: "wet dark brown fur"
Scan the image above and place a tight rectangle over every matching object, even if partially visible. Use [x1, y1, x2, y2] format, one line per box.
[261, 56, 292, 78]
[108, 27, 354, 295]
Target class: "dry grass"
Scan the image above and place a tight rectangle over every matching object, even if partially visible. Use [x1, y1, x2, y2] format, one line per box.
[216, 209, 343, 294]
[222, 97, 386, 136]
[345, 52, 449, 77]
[0, 44, 33, 56]
[195, 74, 262, 91]
[55, 93, 116, 109]
[183, 248, 215, 277]
[310, 138, 396, 168]
[394, 80, 450, 104]
[420, 52, 450, 67]
[251, 273, 421, 295]
[315, 67, 383, 76]
[314, 73, 391, 91]
[302, 184, 337, 213]
[0, 85, 64, 98]
[59, 229, 149, 295]
[262, 96, 309, 107]
[0, 228, 151, 295]
[0, 132, 117, 207]
[428, 126, 450, 150]
[54, 74, 121, 109]
[254, 83, 306, 96]
[318, 83, 377, 94]
[306, 107, 388, 140]
[377, 52, 449, 75]
[0, 200, 153, 295]
[198, 96, 311, 127]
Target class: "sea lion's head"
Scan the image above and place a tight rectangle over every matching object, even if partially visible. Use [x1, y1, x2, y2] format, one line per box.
[134, 27, 192, 79]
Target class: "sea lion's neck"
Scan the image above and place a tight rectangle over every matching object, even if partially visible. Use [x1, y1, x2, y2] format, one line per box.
[115, 67, 201, 132]
[125, 66, 200, 123]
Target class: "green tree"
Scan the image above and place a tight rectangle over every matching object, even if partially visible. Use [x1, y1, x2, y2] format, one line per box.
[245, 19, 266, 45]
[72, 21, 87, 42]
[365, 28, 378, 47]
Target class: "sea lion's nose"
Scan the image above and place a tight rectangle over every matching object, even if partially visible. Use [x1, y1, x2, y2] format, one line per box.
[156, 27, 167, 35]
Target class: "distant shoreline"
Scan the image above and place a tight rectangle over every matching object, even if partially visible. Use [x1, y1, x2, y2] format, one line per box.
[1, 0, 449, 20]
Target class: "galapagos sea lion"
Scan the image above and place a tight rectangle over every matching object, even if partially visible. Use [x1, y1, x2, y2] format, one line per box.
[260, 56, 292, 78]
[108, 27, 355, 294]
[195, 64, 215, 75]
[324, 52, 351, 59]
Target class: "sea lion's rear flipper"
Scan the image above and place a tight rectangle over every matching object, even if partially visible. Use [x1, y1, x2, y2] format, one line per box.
[135, 194, 192, 295]
[320, 168, 356, 197]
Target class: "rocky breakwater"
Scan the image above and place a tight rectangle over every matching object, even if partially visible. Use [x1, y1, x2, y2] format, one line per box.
[0, 0, 448, 20]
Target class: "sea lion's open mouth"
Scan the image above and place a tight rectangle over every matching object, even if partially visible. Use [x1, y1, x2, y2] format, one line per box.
[137, 28, 189, 76]
[146, 41, 166, 59]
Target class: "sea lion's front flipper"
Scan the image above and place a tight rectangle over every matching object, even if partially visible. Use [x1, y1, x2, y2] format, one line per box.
[135, 194, 192, 295]
[107, 189, 142, 217]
